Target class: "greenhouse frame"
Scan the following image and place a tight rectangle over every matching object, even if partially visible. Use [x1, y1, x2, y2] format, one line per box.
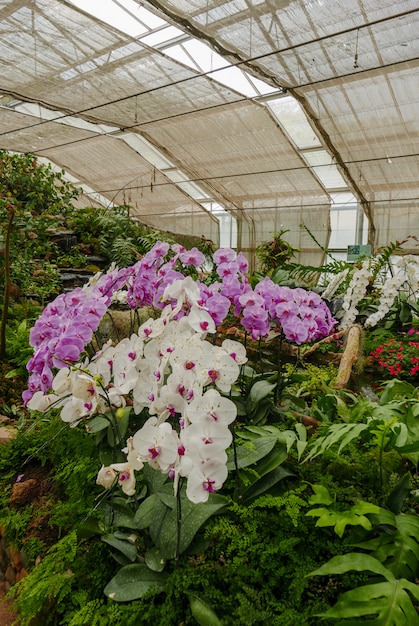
[1, 0, 417, 269]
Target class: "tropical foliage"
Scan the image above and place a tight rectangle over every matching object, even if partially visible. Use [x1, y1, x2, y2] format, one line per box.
[1, 152, 419, 625]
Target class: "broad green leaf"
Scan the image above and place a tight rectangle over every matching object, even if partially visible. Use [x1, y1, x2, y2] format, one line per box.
[189, 595, 222, 626]
[105, 499, 138, 530]
[358, 513, 419, 580]
[86, 416, 110, 433]
[308, 553, 395, 582]
[143, 464, 168, 493]
[277, 429, 297, 453]
[227, 436, 277, 470]
[104, 563, 167, 601]
[241, 425, 282, 438]
[157, 493, 227, 559]
[249, 380, 277, 403]
[307, 501, 379, 538]
[321, 579, 419, 625]
[134, 494, 160, 529]
[252, 443, 288, 477]
[97, 500, 136, 530]
[101, 533, 137, 562]
[157, 492, 176, 509]
[248, 397, 274, 424]
[146, 497, 171, 547]
[242, 465, 294, 502]
[76, 516, 103, 540]
[387, 474, 411, 515]
[145, 547, 166, 572]
[308, 484, 333, 506]
[379, 379, 417, 404]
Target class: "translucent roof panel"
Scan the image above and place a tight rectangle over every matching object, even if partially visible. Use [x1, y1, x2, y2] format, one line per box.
[1, 0, 417, 259]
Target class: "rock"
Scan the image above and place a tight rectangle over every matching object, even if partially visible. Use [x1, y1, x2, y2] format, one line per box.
[9, 479, 38, 508]
[4, 565, 15, 586]
[0, 427, 17, 445]
[9, 547, 23, 570]
[16, 567, 28, 582]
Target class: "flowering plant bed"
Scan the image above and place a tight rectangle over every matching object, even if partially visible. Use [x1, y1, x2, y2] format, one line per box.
[368, 329, 419, 378]
[5, 237, 419, 625]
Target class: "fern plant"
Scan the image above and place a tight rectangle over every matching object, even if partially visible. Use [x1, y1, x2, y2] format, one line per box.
[308, 509, 419, 625]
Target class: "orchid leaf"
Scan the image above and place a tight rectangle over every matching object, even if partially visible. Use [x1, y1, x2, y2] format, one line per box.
[134, 493, 160, 530]
[86, 416, 110, 433]
[249, 379, 277, 403]
[144, 547, 166, 572]
[104, 563, 167, 601]
[156, 493, 227, 559]
[189, 595, 222, 625]
[227, 436, 277, 469]
[101, 533, 137, 562]
[242, 465, 294, 502]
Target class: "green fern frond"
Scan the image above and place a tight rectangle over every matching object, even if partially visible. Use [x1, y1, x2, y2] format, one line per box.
[309, 551, 419, 625]
[354, 512, 419, 580]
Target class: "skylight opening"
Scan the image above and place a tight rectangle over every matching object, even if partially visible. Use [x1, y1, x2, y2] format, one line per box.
[303, 150, 348, 189]
[163, 44, 200, 71]
[208, 66, 259, 97]
[68, 0, 151, 37]
[121, 133, 175, 169]
[8, 101, 119, 134]
[268, 96, 322, 149]
[181, 39, 226, 73]
[164, 169, 210, 200]
[139, 25, 185, 47]
[247, 75, 279, 96]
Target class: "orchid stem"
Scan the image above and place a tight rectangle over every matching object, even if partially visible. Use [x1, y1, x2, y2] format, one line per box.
[232, 425, 242, 502]
[175, 478, 184, 564]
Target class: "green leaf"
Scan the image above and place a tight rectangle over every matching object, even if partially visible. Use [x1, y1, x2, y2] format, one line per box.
[189, 595, 222, 626]
[76, 516, 103, 540]
[357, 513, 419, 580]
[134, 494, 160, 530]
[105, 501, 138, 530]
[227, 436, 277, 470]
[308, 484, 334, 506]
[306, 501, 380, 538]
[4, 367, 25, 379]
[242, 465, 294, 502]
[101, 533, 137, 562]
[252, 443, 289, 477]
[387, 474, 411, 515]
[145, 547, 166, 572]
[104, 563, 167, 601]
[157, 493, 227, 559]
[308, 553, 395, 582]
[321, 579, 419, 625]
[86, 415, 111, 433]
[249, 379, 276, 403]
[379, 380, 417, 404]
[143, 464, 168, 493]
[304, 423, 368, 462]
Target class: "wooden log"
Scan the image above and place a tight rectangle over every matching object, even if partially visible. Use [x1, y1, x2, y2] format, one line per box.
[333, 325, 362, 389]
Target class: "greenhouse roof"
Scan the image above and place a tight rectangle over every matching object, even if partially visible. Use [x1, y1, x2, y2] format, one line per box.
[0, 0, 418, 263]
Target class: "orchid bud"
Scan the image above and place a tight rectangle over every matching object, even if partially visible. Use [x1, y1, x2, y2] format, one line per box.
[96, 465, 117, 490]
